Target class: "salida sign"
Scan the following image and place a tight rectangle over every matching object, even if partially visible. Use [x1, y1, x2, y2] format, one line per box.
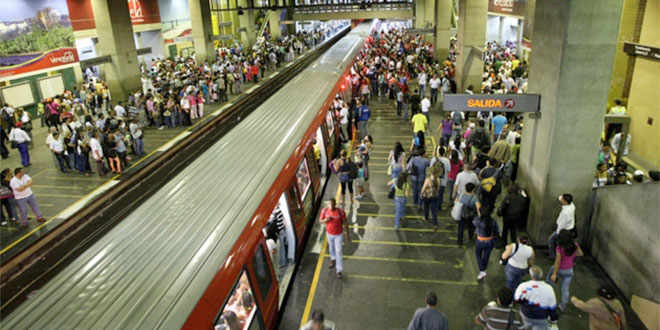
[444, 94, 541, 113]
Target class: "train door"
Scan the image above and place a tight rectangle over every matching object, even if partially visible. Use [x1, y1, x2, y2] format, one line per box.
[315, 127, 328, 187]
[261, 193, 297, 308]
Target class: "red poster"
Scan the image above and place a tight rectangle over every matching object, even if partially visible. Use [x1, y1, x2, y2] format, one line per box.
[67, 0, 161, 31]
[488, 0, 526, 17]
[0, 48, 79, 78]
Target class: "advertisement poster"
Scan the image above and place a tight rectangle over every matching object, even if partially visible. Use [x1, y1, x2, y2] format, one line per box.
[67, 0, 161, 31]
[0, 0, 78, 77]
[488, 0, 527, 17]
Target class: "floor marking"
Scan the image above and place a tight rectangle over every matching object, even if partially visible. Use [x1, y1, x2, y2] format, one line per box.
[300, 236, 327, 326]
[321, 254, 446, 265]
[30, 168, 49, 179]
[349, 225, 453, 233]
[33, 185, 94, 190]
[349, 274, 478, 286]
[357, 212, 425, 219]
[157, 131, 192, 152]
[33, 193, 86, 198]
[45, 176, 108, 182]
[351, 239, 461, 248]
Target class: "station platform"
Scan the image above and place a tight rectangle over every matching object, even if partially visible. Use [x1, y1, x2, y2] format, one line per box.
[279, 97, 645, 329]
[0, 50, 317, 262]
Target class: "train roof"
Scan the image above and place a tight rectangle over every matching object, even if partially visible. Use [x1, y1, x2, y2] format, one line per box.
[4, 23, 369, 329]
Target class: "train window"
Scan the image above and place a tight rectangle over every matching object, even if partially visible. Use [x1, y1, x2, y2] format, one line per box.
[296, 159, 311, 201]
[326, 110, 335, 136]
[215, 271, 259, 330]
[287, 187, 303, 222]
[252, 244, 273, 302]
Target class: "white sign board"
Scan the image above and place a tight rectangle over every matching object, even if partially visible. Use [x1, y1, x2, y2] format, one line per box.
[1, 82, 35, 108]
[38, 75, 65, 100]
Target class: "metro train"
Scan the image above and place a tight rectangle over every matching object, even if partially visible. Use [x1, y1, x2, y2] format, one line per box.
[3, 24, 371, 329]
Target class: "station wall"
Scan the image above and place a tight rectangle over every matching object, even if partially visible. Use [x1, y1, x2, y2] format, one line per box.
[486, 15, 520, 45]
[589, 182, 660, 305]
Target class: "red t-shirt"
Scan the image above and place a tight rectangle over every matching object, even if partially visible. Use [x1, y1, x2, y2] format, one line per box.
[320, 207, 346, 235]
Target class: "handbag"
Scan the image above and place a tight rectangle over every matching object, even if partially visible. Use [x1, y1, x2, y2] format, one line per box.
[500, 242, 519, 266]
[451, 199, 463, 221]
[387, 164, 392, 176]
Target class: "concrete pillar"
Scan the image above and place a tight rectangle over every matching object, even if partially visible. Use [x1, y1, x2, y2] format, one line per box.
[415, 0, 427, 29]
[455, 0, 487, 92]
[91, 0, 140, 102]
[517, 18, 523, 57]
[269, 10, 282, 39]
[238, 0, 256, 47]
[189, 0, 215, 63]
[518, 0, 624, 243]
[498, 16, 504, 44]
[434, 0, 452, 60]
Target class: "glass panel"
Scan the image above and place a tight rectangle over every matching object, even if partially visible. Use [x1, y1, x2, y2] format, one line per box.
[296, 159, 311, 201]
[326, 110, 335, 136]
[288, 187, 303, 224]
[252, 244, 273, 301]
[215, 272, 257, 330]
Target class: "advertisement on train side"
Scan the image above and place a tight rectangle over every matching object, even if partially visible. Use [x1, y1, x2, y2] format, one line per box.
[0, 0, 78, 78]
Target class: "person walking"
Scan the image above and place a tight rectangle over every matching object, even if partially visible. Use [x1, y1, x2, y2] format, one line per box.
[571, 286, 627, 330]
[421, 170, 440, 228]
[474, 205, 499, 280]
[319, 198, 348, 279]
[9, 167, 45, 226]
[8, 123, 31, 167]
[497, 183, 529, 244]
[430, 146, 450, 210]
[548, 193, 575, 259]
[390, 171, 411, 230]
[515, 266, 559, 329]
[453, 164, 479, 203]
[300, 310, 336, 330]
[474, 287, 524, 329]
[387, 142, 406, 180]
[447, 150, 464, 207]
[407, 149, 430, 209]
[334, 150, 354, 206]
[456, 182, 478, 246]
[357, 101, 370, 139]
[408, 292, 449, 330]
[501, 235, 535, 291]
[547, 229, 583, 311]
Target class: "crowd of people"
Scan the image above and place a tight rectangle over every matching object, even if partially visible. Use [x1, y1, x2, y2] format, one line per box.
[315, 25, 629, 330]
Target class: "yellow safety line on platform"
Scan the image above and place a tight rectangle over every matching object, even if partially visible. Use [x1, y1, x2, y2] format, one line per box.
[0, 180, 116, 256]
[357, 212, 424, 219]
[300, 236, 327, 326]
[45, 176, 107, 182]
[349, 225, 452, 233]
[321, 254, 446, 265]
[349, 274, 478, 286]
[351, 239, 461, 248]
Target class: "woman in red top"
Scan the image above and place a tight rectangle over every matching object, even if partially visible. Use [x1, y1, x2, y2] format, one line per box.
[251, 64, 259, 83]
[447, 149, 464, 207]
[319, 198, 348, 279]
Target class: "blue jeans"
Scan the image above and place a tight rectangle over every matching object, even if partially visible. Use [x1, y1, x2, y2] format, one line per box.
[457, 218, 475, 245]
[447, 179, 455, 202]
[15, 194, 42, 224]
[505, 264, 527, 290]
[521, 314, 549, 330]
[134, 137, 144, 156]
[327, 232, 344, 273]
[437, 185, 446, 210]
[419, 84, 426, 98]
[17, 142, 30, 166]
[423, 197, 439, 225]
[546, 267, 574, 309]
[394, 196, 407, 228]
[475, 239, 494, 272]
[548, 232, 558, 258]
[411, 179, 423, 206]
[430, 88, 438, 104]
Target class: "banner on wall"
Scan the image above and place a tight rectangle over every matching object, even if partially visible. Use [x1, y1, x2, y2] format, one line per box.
[0, 1, 78, 77]
[66, 0, 161, 31]
[488, 0, 526, 17]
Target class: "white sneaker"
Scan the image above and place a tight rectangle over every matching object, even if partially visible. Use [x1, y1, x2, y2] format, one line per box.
[477, 271, 487, 280]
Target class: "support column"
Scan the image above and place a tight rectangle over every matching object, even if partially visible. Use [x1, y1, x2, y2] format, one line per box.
[189, 0, 215, 63]
[91, 0, 140, 103]
[415, 0, 427, 29]
[455, 0, 487, 92]
[434, 0, 452, 60]
[269, 10, 282, 39]
[238, 0, 256, 47]
[518, 0, 624, 243]
[498, 16, 504, 44]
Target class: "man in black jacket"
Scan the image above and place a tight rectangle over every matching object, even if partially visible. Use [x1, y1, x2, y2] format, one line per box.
[498, 183, 530, 244]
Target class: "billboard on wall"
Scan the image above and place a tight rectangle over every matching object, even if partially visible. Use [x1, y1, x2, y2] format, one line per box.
[488, 0, 526, 17]
[0, 0, 78, 78]
[66, 0, 161, 31]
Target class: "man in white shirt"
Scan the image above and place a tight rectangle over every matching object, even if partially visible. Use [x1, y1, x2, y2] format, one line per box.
[129, 118, 144, 156]
[48, 131, 69, 173]
[417, 71, 428, 98]
[452, 164, 479, 202]
[548, 194, 575, 258]
[429, 75, 441, 105]
[89, 131, 106, 177]
[114, 102, 127, 118]
[609, 132, 631, 156]
[10, 167, 45, 226]
[421, 96, 431, 124]
[8, 123, 31, 166]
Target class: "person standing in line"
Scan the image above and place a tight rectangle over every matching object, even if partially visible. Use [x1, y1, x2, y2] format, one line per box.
[547, 229, 583, 311]
[474, 205, 499, 280]
[129, 118, 144, 157]
[8, 123, 31, 167]
[497, 183, 529, 244]
[357, 100, 370, 139]
[334, 150, 354, 206]
[319, 198, 348, 279]
[429, 74, 441, 105]
[48, 131, 68, 173]
[515, 266, 559, 329]
[474, 287, 524, 329]
[390, 171, 411, 230]
[501, 235, 535, 291]
[407, 292, 449, 330]
[571, 286, 627, 330]
[89, 131, 106, 177]
[407, 149, 430, 210]
[1, 168, 18, 225]
[9, 167, 45, 226]
[548, 193, 575, 259]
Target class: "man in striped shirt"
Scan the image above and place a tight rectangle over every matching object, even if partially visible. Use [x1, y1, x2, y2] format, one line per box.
[475, 287, 524, 329]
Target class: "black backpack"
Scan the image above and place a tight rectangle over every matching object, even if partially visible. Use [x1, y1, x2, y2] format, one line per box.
[461, 195, 477, 221]
[348, 160, 358, 180]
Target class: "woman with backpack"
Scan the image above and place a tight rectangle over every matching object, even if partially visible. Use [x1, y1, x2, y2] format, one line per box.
[389, 171, 411, 230]
[420, 170, 440, 228]
[456, 182, 477, 246]
[473, 204, 499, 281]
[334, 150, 355, 206]
[500, 235, 535, 290]
[547, 229, 584, 311]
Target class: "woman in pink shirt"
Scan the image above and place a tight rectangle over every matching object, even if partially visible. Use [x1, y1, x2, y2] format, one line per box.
[447, 149, 464, 207]
[188, 93, 198, 120]
[196, 91, 205, 118]
[547, 230, 584, 311]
